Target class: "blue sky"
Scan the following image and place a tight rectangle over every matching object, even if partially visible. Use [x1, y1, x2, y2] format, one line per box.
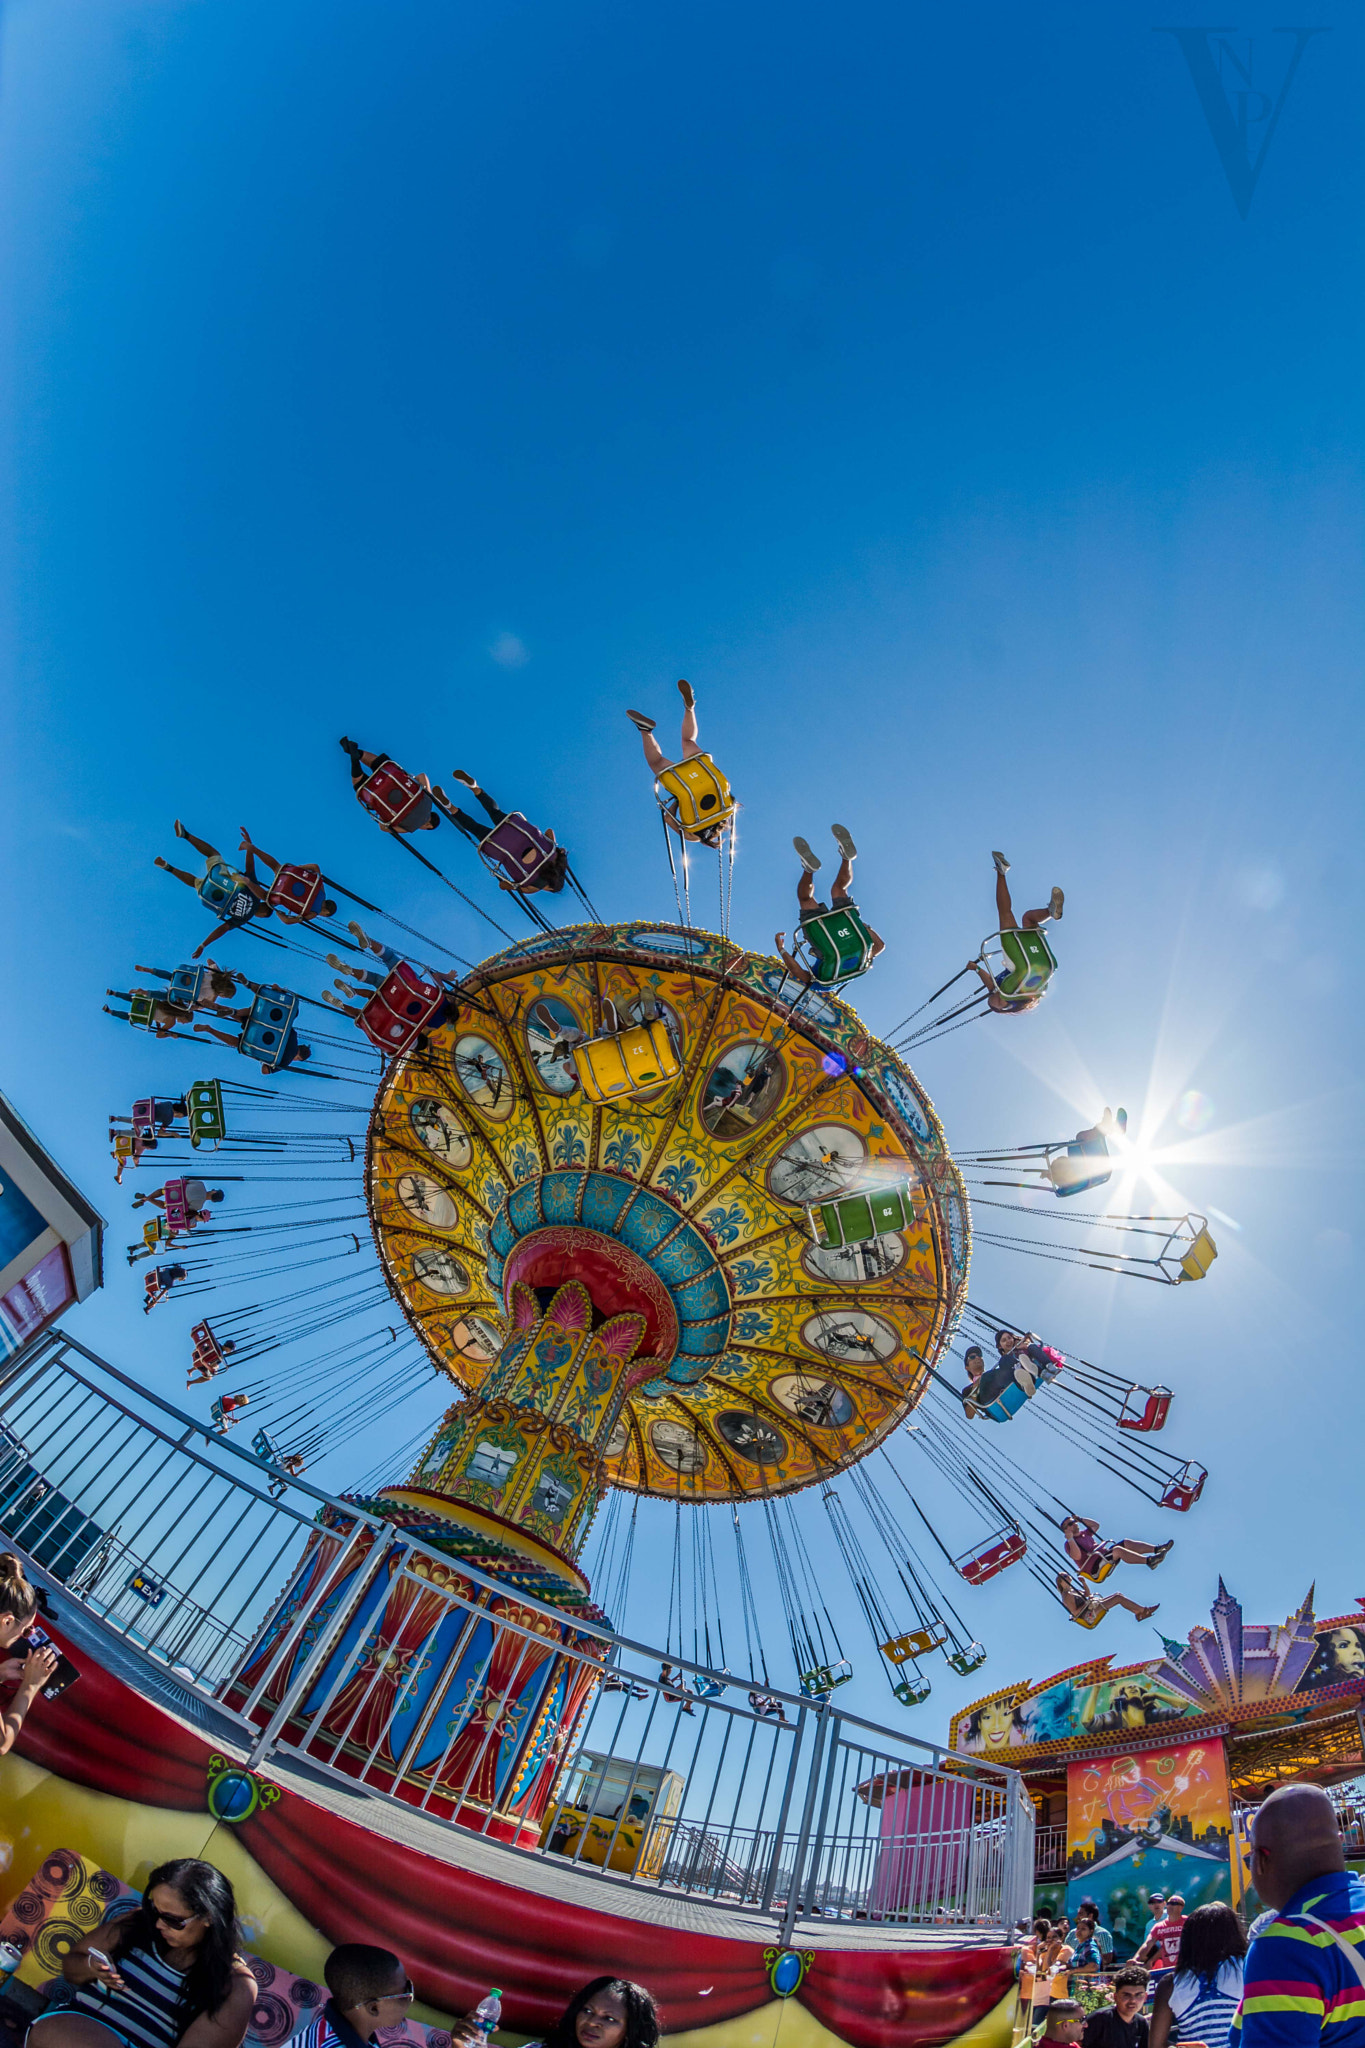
[1, 0, 1361, 1734]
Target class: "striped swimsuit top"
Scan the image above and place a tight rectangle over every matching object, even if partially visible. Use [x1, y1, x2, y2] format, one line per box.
[72, 1942, 193, 2048]
[1169, 1960, 1246, 2048]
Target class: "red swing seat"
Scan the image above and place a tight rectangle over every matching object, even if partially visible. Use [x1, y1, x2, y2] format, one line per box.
[1119, 1385, 1172, 1433]
[162, 1180, 193, 1236]
[266, 863, 327, 918]
[357, 762, 430, 830]
[955, 1526, 1027, 1584]
[358, 962, 447, 1053]
[1160, 1462, 1207, 1512]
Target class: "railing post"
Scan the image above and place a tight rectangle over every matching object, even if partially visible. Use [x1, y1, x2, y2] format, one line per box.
[760, 1707, 807, 1913]
[246, 1528, 399, 1768]
[779, 1700, 832, 1946]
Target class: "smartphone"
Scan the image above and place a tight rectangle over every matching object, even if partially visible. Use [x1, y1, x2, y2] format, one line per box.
[87, 1950, 111, 1971]
[23, 1625, 81, 1700]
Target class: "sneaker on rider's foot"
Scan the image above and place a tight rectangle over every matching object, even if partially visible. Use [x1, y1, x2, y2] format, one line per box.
[450, 769, 477, 787]
[1049, 886, 1065, 921]
[793, 836, 821, 872]
[992, 850, 1010, 874]
[1135, 1603, 1159, 1620]
[626, 709, 656, 733]
[677, 678, 695, 707]
[831, 824, 858, 860]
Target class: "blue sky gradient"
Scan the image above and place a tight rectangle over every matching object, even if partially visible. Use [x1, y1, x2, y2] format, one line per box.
[1, 0, 1361, 1730]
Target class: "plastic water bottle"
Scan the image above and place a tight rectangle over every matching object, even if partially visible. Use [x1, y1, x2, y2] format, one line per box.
[474, 1991, 502, 2038]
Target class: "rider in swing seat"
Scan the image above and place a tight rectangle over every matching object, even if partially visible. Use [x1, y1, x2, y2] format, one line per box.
[627, 678, 732, 847]
[443, 770, 568, 893]
[961, 1330, 1064, 1420]
[340, 739, 445, 832]
[968, 851, 1064, 1014]
[237, 833, 338, 925]
[154, 823, 274, 958]
[774, 827, 886, 987]
[193, 999, 311, 1073]
[1056, 1570, 1158, 1628]
[1061, 1514, 1172, 1580]
[321, 922, 459, 1018]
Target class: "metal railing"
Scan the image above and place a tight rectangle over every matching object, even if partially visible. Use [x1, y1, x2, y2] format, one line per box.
[0, 1330, 1033, 1939]
[1034, 1823, 1067, 1876]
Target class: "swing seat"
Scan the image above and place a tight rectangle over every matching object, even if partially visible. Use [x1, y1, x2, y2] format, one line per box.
[980, 1376, 1031, 1423]
[1077, 1549, 1119, 1584]
[250, 1427, 278, 1462]
[881, 1622, 949, 1663]
[211, 1393, 249, 1431]
[133, 1097, 185, 1136]
[1047, 1148, 1112, 1198]
[357, 761, 431, 830]
[196, 861, 257, 924]
[477, 813, 559, 889]
[190, 1320, 227, 1376]
[1070, 1603, 1107, 1631]
[892, 1671, 932, 1706]
[140, 1217, 165, 1251]
[241, 991, 300, 1071]
[799, 1659, 853, 1696]
[358, 963, 447, 1054]
[573, 1013, 681, 1104]
[1177, 1225, 1217, 1282]
[947, 1642, 988, 1676]
[808, 1179, 916, 1251]
[1160, 1462, 1207, 1512]
[266, 863, 326, 918]
[1119, 1385, 1171, 1433]
[690, 1675, 725, 1700]
[169, 964, 212, 1009]
[123, 991, 159, 1032]
[655, 753, 736, 840]
[955, 1527, 1026, 1585]
[187, 1080, 227, 1147]
[981, 926, 1058, 998]
[797, 903, 879, 985]
[162, 1180, 193, 1235]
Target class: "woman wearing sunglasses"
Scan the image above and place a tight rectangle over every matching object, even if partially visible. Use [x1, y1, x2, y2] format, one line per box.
[31, 1858, 255, 2048]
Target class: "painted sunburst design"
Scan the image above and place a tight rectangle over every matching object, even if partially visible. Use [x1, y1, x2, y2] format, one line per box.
[367, 921, 970, 1503]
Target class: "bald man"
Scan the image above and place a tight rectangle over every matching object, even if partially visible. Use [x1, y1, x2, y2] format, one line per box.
[1233, 1783, 1365, 2048]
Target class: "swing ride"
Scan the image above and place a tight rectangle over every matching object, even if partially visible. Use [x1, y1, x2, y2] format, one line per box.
[101, 690, 1221, 1753]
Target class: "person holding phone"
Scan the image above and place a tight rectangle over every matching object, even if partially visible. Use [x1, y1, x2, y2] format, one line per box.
[32, 1858, 256, 2048]
[0, 1552, 59, 1758]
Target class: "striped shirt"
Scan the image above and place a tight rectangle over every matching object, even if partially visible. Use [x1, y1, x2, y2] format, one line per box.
[293, 2002, 379, 2048]
[1169, 1959, 1245, 2048]
[72, 1944, 191, 2048]
[1233, 1869, 1365, 2048]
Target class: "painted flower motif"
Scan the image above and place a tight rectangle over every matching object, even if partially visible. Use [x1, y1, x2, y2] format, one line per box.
[730, 1256, 773, 1296]
[736, 1309, 773, 1341]
[483, 1176, 509, 1212]
[509, 1143, 539, 1184]
[604, 1129, 645, 1173]
[552, 1125, 587, 1167]
[657, 1157, 700, 1203]
[701, 1201, 747, 1246]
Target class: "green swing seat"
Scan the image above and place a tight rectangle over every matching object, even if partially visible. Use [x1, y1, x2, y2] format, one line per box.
[798, 903, 878, 984]
[809, 1178, 917, 1251]
[986, 926, 1057, 998]
[187, 1079, 227, 1148]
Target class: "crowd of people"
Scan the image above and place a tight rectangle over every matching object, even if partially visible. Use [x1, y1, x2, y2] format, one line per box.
[1014, 1785, 1365, 2048]
[17, 1847, 661, 2048]
[1, 1561, 1361, 2048]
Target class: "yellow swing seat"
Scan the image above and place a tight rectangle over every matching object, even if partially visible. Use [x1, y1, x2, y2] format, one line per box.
[1077, 1550, 1119, 1584]
[573, 1005, 682, 1105]
[655, 753, 736, 840]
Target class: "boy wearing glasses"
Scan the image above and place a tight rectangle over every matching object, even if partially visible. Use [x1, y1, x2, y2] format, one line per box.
[297, 1947, 483, 2048]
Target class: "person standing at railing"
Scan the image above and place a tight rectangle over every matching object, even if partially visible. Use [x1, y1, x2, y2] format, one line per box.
[520, 1977, 660, 2048]
[1021, 1921, 1076, 2032]
[34, 1857, 256, 2048]
[0, 1553, 59, 1759]
[1077, 1900, 1115, 1965]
